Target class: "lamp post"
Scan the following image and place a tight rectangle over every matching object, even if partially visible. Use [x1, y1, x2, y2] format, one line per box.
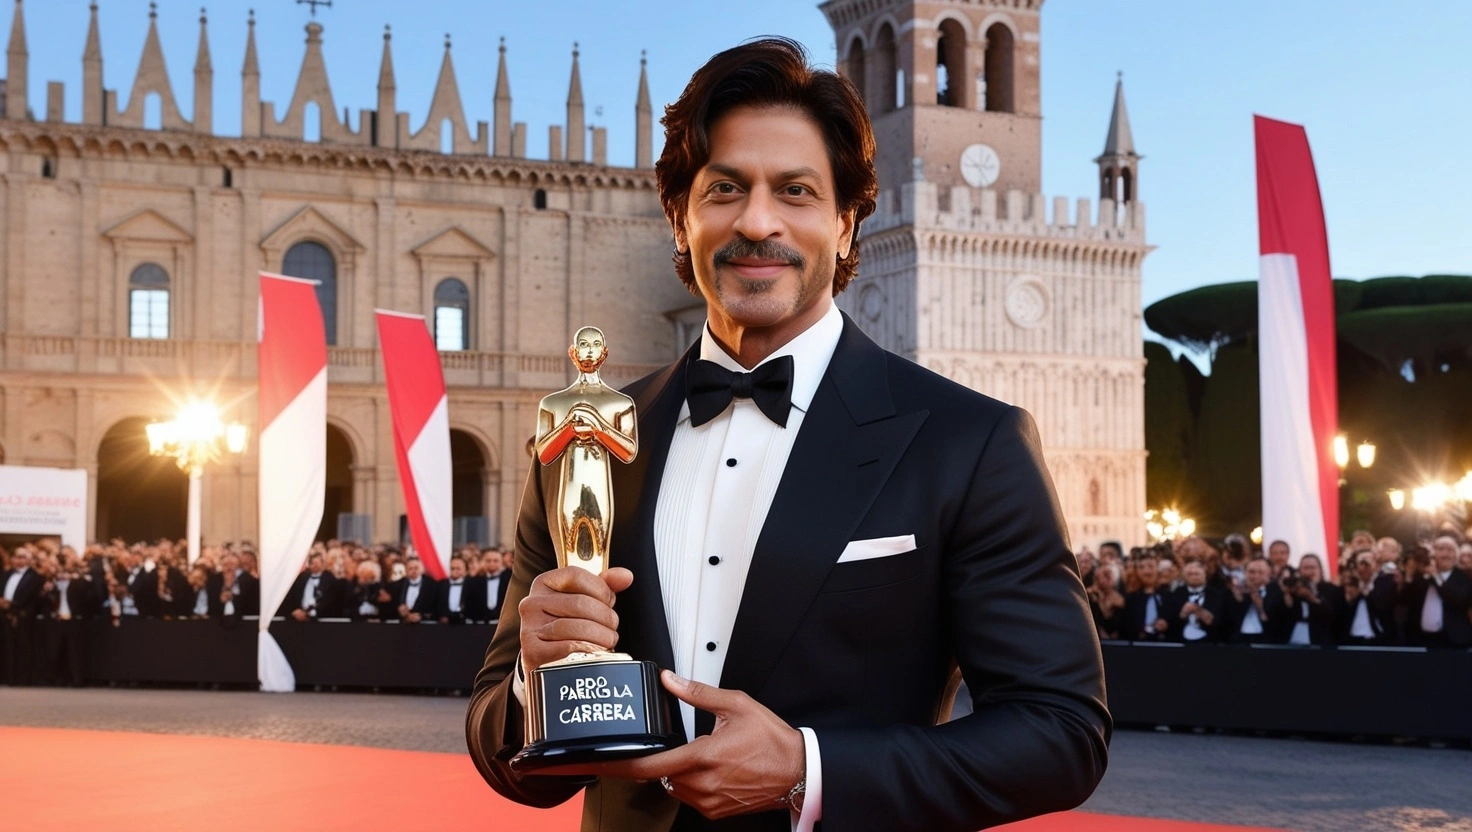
[146, 401, 249, 566]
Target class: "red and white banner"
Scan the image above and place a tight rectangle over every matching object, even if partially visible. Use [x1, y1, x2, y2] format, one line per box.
[258, 273, 328, 691]
[376, 310, 452, 580]
[1256, 115, 1339, 576]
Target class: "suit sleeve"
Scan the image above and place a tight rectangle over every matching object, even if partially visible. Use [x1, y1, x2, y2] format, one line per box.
[817, 406, 1110, 832]
[464, 463, 591, 808]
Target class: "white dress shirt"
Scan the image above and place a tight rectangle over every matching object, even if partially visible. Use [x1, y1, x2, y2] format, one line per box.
[650, 303, 842, 831]
[301, 573, 322, 612]
[224, 570, 240, 616]
[1289, 600, 1312, 645]
[1180, 587, 1207, 641]
[193, 586, 210, 617]
[1421, 573, 1448, 634]
[3, 567, 25, 602]
[1350, 596, 1375, 639]
[404, 579, 423, 611]
[484, 573, 503, 615]
[1239, 587, 1265, 635]
[448, 579, 464, 613]
[56, 577, 73, 618]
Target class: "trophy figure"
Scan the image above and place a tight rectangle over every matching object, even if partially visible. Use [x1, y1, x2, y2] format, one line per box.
[510, 326, 676, 772]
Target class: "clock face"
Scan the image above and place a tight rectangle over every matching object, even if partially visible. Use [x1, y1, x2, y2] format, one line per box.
[960, 143, 1001, 188]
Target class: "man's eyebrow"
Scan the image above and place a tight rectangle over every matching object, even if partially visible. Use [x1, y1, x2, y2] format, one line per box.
[776, 166, 823, 182]
[700, 164, 824, 183]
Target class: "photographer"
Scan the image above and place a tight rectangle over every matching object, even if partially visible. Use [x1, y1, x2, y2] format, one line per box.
[1227, 556, 1281, 644]
[1401, 535, 1472, 647]
[1087, 562, 1126, 640]
[1272, 553, 1342, 646]
[1124, 553, 1170, 641]
[1341, 550, 1396, 645]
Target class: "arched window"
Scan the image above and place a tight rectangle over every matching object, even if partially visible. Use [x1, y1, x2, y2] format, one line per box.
[533, 188, 548, 210]
[844, 37, 867, 106]
[128, 263, 170, 339]
[1120, 168, 1135, 203]
[282, 241, 338, 345]
[433, 278, 471, 351]
[304, 101, 322, 142]
[936, 19, 967, 107]
[983, 23, 1015, 113]
[873, 23, 898, 113]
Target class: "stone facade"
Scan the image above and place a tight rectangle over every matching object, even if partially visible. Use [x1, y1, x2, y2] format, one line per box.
[0, 3, 688, 546]
[824, 0, 1149, 547]
[0, 0, 1148, 550]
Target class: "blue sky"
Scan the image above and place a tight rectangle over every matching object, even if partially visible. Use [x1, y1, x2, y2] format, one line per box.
[9, 0, 1471, 316]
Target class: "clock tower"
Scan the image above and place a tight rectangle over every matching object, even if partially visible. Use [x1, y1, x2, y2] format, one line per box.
[821, 0, 1152, 549]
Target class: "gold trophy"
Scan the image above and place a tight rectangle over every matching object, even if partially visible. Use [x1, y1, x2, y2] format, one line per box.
[510, 326, 676, 772]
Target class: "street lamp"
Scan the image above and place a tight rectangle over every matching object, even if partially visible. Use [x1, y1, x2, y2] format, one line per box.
[147, 400, 249, 566]
[1144, 508, 1196, 543]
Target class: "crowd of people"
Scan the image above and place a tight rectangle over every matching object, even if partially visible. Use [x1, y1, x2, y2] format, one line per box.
[1080, 528, 1472, 648]
[0, 537, 513, 685]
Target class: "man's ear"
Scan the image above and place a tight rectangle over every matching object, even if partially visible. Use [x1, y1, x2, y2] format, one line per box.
[837, 208, 857, 260]
[672, 218, 689, 255]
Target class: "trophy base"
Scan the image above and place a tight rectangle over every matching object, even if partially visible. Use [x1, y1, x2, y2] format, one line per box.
[510, 653, 676, 774]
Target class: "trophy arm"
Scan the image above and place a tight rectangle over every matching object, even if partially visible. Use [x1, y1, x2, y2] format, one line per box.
[597, 403, 638, 463]
[534, 409, 582, 466]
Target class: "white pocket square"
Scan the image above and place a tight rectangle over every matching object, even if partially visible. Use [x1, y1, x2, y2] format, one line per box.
[836, 534, 917, 563]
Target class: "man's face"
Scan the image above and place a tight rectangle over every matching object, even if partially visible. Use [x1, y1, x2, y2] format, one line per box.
[1076, 550, 1095, 572]
[1245, 560, 1270, 588]
[1182, 562, 1207, 588]
[406, 560, 423, 581]
[1158, 559, 1178, 583]
[483, 551, 504, 575]
[11, 551, 29, 570]
[308, 554, 324, 574]
[1268, 542, 1290, 568]
[1299, 557, 1322, 584]
[1134, 557, 1157, 584]
[221, 554, 238, 574]
[449, 559, 466, 580]
[678, 105, 854, 347]
[1355, 556, 1376, 584]
[1099, 544, 1122, 564]
[1460, 546, 1472, 573]
[1351, 532, 1375, 551]
[571, 327, 608, 373]
[1432, 537, 1458, 573]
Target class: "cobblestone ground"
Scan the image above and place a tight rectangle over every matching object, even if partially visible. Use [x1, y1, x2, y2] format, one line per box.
[3, 688, 1469, 831]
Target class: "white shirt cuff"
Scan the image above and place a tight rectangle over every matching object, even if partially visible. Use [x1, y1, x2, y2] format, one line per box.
[512, 651, 528, 707]
[791, 727, 822, 832]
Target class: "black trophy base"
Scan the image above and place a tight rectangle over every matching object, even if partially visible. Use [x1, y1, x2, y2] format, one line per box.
[510, 654, 677, 774]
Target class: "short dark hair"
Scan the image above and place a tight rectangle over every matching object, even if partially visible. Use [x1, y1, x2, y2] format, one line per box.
[656, 37, 877, 295]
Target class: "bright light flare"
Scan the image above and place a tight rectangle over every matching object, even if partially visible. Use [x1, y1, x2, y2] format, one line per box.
[1333, 435, 1350, 469]
[1387, 489, 1406, 511]
[1356, 441, 1376, 469]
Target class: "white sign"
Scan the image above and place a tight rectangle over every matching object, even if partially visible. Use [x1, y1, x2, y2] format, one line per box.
[0, 465, 88, 550]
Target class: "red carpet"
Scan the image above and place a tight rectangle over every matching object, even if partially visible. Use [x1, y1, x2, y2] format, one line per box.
[0, 727, 1283, 831]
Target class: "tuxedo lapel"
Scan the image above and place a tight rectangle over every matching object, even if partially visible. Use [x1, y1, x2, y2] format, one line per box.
[609, 347, 694, 741]
[714, 317, 927, 727]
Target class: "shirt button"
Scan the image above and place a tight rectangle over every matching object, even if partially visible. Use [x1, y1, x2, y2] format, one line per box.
[708, 556, 721, 566]
[725, 458, 737, 467]
[706, 641, 717, 652]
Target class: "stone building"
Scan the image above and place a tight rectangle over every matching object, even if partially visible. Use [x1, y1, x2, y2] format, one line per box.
[0, 0, 1146, 550]
[823, 0, 1150, 547]
[0, 2, 686, 546]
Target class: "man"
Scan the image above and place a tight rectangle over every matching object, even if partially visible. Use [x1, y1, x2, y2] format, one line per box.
[284, 552, 343, 620]
[42, 561, 95, 685]
[207, 552, 260, 618]
[1124, 554, 1170, 641]
[1340, 550, 1396, 645]
[465, 39, 1108, 832]
[464, 548, 510, 623]
[1, 548, 47, 685]
[389, 557, 437, 623]
[1162, 561, 1227, 643]
[1271, 554, 1342, 646]
[1226, 556, 1281, 644]
[1267, 539, 1291, 577]
[1401, 534, 1472, 647]
[436, 556, 472, 625]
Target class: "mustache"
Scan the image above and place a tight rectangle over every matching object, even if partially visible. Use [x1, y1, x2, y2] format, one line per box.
[713, 238, 805, 269]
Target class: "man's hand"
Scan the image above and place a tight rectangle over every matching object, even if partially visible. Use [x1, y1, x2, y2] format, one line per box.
[1179, 602, 1199, 619]
[1152, 617, 1168, 633]
[519, 566, 632, 671]
[541, 672, 806, 821]
[290, 608, 308, 622]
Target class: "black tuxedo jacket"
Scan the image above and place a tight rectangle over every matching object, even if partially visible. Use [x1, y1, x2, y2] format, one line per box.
[464, 572, 510, 622]
[45, 578, 98, 619]
[1161, 584, 1228, 643]
[388, 577, 439, 618]
[436, 579, 473, 623]
[1339, 573, 1398, 643]
[1402, 570, 1472, 646]
[1270, 580, 1342, 645]
[1, 568, 45, 617]
[346, 581, 393, 621]
[1225, 585, 1282, 644]
[284, 571, 343, 618]
[1123, 588, 1169, 641]
[465, 316, 1109, 832]
[207, 570, 261, 618]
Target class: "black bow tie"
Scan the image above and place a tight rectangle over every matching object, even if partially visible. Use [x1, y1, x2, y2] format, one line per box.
[686, 356, 794, 428]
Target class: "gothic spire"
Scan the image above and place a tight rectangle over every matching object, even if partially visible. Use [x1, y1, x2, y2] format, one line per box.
[241, 8, 260, 135]
[194, 7, 213, 133]
[6, 0, 28, 120]
[375, 24, 395, 147]
[565, 42, 584, 162]
[635, 50, 652, 169]
[377, 24, 395, 91]
[82, 1, 103, 125]
[493, 37, 511, 157]
[242, 8, 259, 77]
[1100, 73, 1136, 159]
